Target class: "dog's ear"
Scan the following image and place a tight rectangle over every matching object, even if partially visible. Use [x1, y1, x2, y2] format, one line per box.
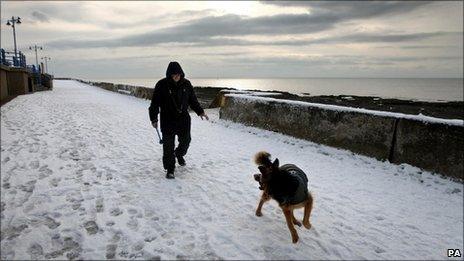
[272, 158, 279, 169]
[258, 166, 266, 174]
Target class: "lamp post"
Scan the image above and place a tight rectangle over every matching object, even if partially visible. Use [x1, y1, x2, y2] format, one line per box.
[29, 45, 43, 71]
[6, 16, 21, 65]
[41, 56, 51, 74]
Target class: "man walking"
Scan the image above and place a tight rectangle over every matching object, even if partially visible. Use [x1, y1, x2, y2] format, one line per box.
[149, 62, 208, 179]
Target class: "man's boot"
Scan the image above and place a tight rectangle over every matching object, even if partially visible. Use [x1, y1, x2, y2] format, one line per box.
[166, 169, 175, 179]
[175, 152, 186, 166]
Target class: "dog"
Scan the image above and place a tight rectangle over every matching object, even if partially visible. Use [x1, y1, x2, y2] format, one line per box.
[253, 151, 313, 243]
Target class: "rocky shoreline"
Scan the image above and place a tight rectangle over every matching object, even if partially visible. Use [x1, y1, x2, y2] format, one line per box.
[56, 78, 463, 120]
[260, 92, 463, 120]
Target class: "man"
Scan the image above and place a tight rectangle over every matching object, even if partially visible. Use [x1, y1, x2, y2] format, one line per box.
[149, 61, 208, 179]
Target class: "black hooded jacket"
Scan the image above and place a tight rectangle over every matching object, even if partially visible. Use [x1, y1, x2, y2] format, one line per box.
[149, 62, 204, 133]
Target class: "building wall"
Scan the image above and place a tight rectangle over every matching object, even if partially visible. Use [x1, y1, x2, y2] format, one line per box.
[0, 66, 8, 101]
[6, 68, 29, 95]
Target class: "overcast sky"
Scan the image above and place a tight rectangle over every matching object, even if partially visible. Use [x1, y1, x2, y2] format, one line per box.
[1, 1, 462, 78]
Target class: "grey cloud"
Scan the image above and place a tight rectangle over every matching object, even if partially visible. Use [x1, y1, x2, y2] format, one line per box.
[217, 55, 398, 70]
[189, 51, 251, 56]
[102, 9, 217, 29]
[23, 2, 87, 22]
[224, 54, 463, 68]
[382, 56, 462, 62]
[31, 11, 49, 22]
[43, 0, 439, 50]
[262, 1, 431, 19]
[155, 14, 334, 37]
[399, 45, 460, 49]
[66, 54, 171, 63]
[63, 51, 250, 64]
[308, 31, 461, 45]
[45, 29, 460, 50]
[176, 8, 216, 17]
[167, 31, 461, 47]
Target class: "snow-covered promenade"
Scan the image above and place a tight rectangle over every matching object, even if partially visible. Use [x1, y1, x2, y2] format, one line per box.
[1, 80, 462, 260]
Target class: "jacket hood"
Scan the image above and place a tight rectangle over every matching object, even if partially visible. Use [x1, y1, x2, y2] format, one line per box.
[166, 61, 185, 79]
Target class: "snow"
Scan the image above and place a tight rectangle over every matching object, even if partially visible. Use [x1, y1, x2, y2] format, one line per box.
[341, 96, 355, 100]
[221, 90, 281, 96]
[226, 93, 464, 126]
[1, 80, 463, 260]
[117, 89, 131, 95]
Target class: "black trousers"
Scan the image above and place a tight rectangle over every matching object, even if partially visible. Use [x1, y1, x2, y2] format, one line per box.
[162, 128, 191, 171]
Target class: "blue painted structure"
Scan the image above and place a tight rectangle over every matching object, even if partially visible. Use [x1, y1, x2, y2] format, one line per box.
[1, 48, 26, 68]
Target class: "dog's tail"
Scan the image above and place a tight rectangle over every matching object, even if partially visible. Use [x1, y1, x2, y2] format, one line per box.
[254, 151, 272, 166]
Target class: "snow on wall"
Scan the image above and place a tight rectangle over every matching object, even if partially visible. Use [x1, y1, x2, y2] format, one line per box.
[225, 93, 464, 127]
[220, 90, 282, 96]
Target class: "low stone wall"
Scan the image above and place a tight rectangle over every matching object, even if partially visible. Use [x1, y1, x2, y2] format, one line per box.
[70, 79, 223, 109]
[79, 80, 155, 100]
[393, 120, 463, 180]
[220, 95, 463, 181]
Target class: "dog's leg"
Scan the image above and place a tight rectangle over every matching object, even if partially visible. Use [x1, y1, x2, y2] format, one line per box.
[292, 212, 302, 227]
[255, 193, 270, 217]
[283, 207, 299, 243]
[303, 192, 314, 229]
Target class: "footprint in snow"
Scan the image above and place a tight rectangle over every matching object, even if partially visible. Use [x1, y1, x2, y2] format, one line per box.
[109, 208, 123, 216]
[49, 178, 61, 187]
[144, 235, 157, 242]
[83, 221, 99, 235]
[44, 216, 61, 229]
[106, 244, 117, 259]
[95, 198, 104, 213]
[132, 242, 145, 251]
[38, 165, 53, 179]
[374, 246, 386, 254]
[127, 218, 139, 231]
[27, 243, 44, 259]
[29, 160, 40, 169]
[128, 208, 138, 215]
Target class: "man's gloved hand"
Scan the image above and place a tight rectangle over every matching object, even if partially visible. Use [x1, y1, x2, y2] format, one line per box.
[199, 113, 209, 121]
[151, 121, 158, 129]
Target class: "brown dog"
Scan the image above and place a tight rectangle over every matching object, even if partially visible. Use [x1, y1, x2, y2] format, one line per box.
[253, 151, 314, 243]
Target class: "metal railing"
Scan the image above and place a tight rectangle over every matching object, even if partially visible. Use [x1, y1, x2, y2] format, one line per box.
[1, 48, 26, 68]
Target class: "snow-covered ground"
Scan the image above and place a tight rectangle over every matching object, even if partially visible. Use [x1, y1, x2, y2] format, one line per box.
[1, 80, 462, 260]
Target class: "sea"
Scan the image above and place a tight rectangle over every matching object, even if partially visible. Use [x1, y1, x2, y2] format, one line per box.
[86, 78, 463, 102]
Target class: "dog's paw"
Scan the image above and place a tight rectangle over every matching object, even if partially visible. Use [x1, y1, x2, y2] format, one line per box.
[303, 221, 312, 229]
[292, 234, 299, 244]
[293, 220, 302, 227]
[255, 211, 263, 217]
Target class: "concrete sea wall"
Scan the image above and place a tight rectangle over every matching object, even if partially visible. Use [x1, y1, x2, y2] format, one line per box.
[219, 94, 464, 181]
